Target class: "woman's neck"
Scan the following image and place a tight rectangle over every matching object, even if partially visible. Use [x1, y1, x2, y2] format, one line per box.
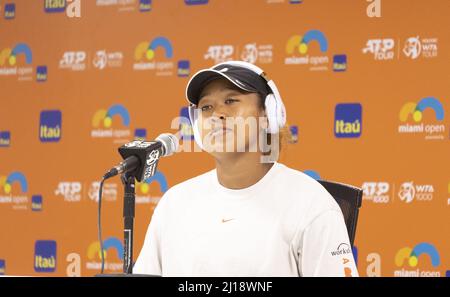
[214, 152, 274, 189]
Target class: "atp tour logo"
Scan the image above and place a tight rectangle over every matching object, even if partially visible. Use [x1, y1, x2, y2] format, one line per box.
[204, 45, 234, 63]
[0, 171, 29, 210]
[91, 104, 131, 143]
[34, 240, 57, 273]
[0, 43, 34, 80]
[362, 38, 395, 60]
[39, 110, 62, 142]
[4, 3, 15, 19]
[59, 51, 86, 71]
[361, 182, 390, 203]
[205, 42, 274, 65]
[284, 30, 330, 71]
[398, 181, 434, 203]
[44, 0, 81, 18]
[133, 36, 176, 75]
[398, 97, 445, 140]
[0, 131, 11, 147]
[136, 171, 168, 204]
[394, 243, 441, 277]
[54, 182, 82, 202]
[334, 103, 362, 138]
[86, 237, 123, 272]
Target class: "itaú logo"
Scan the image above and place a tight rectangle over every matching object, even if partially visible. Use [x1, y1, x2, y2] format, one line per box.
[44, 0, 81, 18]
[34, 240, 57, 273]
[334, 103, 362, 138]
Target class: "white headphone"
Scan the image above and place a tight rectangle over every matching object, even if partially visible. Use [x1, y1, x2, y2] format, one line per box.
[187, 61, 287, 149]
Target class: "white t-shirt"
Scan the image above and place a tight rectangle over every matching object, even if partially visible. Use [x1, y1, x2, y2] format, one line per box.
[133, 162, 359, 277]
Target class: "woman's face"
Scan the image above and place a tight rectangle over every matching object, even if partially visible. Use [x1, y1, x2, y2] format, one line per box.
[196, 78, 267, 156]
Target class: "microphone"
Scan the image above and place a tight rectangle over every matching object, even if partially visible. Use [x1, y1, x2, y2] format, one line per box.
[103, 133, 179, 182]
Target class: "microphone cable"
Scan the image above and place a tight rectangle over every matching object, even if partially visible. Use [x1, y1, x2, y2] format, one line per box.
[98, 178, 106, 274]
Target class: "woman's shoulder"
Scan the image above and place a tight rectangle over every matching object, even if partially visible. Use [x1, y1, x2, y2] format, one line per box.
[275, 163, 342, 213]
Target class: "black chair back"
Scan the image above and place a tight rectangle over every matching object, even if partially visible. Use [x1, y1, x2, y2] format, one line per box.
[318, 180, 363, 246]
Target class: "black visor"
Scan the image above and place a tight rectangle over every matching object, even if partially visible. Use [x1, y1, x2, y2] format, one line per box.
[186, 63, 271, 105]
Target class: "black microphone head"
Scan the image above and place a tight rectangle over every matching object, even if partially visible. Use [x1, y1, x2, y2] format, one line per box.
[117, 133, 178, 182]
[118, 140, 163, 182]
[155, 133, 179, 156]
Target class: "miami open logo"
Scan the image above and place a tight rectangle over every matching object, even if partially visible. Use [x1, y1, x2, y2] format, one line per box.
[398, 97, 445, 140]
[0, 171, 29, 210]
[136, 170, 168, 204]
[394, 242, 441, 277]
[0, 43, 35, 80]
[91, 104, 131, 143]
[133, 36, 175, 75]
[86, 237, 123, 272]
[284, 30, 330, 71]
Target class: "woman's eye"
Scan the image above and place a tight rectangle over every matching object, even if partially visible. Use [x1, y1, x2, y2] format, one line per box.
[225, 98, 238, 104]
[200, 105, 211, 112]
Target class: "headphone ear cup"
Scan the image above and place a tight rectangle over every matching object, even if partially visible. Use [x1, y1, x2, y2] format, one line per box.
[275, 95, 286, 129]
[264, 94, 279, 134]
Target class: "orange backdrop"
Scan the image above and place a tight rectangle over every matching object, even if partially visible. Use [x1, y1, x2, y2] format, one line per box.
[0, 0, 449, 277]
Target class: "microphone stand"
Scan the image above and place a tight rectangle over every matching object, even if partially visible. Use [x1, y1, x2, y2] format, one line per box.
[121, 171, 135, 274]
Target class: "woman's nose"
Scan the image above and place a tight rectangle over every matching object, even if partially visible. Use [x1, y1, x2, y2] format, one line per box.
[212, 104, 228, 120]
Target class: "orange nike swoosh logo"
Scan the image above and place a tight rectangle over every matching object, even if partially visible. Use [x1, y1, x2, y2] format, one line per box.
[221, 218, 235, 223]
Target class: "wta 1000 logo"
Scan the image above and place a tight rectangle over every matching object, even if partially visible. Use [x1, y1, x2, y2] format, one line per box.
[91, 104, 131, 143]
[398, 181, 434, 204]
[394, 243, 441, 277]
[398, 97, 445, 140]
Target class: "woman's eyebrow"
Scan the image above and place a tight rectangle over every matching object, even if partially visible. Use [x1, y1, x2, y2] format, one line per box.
[199, 92, 210, 102]
[222, 89, 244, 97]
[199, 88, 244, 104]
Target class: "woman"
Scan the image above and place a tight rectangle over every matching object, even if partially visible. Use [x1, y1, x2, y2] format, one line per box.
[133, 61, 358, 277]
